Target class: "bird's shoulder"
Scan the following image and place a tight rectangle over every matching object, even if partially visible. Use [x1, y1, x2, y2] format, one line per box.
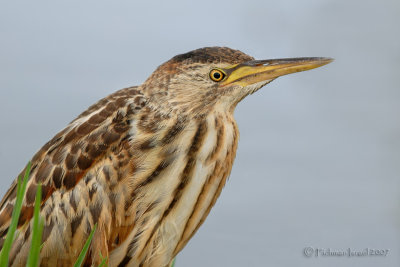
[0, 86, 146, 235]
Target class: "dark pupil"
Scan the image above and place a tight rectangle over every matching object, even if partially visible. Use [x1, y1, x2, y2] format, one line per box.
[213, 72, 221, 80]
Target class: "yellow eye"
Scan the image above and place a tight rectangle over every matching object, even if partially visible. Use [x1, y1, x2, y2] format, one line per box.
[209, 69, 225, 82]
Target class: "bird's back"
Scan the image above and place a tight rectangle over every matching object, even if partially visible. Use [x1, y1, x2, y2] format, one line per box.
[0, 86, 239, 267]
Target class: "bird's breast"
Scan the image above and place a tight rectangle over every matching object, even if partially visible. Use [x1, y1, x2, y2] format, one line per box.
[111, 111, 239, 266]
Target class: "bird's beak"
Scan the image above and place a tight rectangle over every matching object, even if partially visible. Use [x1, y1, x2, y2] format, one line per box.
[221, 57, 333, 87]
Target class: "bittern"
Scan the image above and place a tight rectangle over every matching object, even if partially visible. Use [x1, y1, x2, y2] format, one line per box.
[0, 47, 331, 266]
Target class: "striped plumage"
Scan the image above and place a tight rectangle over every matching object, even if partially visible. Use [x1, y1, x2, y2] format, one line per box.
[0, 47, 332, 266]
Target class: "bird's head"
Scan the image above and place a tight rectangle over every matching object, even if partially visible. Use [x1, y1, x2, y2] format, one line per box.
[143, 47, 332, 115]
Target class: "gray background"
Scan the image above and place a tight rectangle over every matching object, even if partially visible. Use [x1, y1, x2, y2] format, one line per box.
[0, 0, 399, 266]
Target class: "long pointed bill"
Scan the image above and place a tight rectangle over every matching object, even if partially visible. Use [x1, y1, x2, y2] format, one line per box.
[221, 57, 333, 87]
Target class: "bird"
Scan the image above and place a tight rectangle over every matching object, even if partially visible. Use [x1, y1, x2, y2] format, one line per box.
[0, 47, 332, 267]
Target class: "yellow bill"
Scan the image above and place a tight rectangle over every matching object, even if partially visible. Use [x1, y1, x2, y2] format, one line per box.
[221, 57, 333, 87]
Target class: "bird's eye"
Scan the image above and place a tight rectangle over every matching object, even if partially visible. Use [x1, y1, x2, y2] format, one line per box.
[209, 69, 225, 82]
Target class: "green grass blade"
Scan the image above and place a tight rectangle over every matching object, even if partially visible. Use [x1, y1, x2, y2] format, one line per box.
[0, 161, 31, 267]
[98, 256, 108, 267]
[73, 224, 97, 267]
[26, 184, 44, 267]
[170, 258, 176, 267]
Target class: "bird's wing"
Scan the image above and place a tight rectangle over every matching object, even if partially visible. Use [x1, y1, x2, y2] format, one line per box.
[0, 86, 145, 238]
